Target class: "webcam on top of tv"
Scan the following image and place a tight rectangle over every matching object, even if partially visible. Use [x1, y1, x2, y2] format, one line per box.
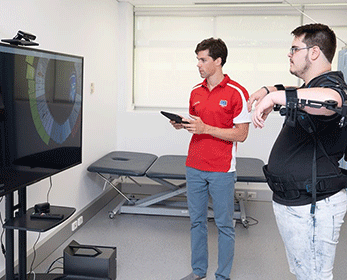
[1, 30, 39, 46]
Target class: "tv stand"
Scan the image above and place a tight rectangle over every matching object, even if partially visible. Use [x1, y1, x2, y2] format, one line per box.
[3, 186, 75, 280]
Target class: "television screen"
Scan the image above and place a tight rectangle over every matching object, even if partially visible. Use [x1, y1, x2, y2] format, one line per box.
[0, 43, 83, 195]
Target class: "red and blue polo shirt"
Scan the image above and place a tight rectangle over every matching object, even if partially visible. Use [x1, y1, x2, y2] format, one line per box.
[186, 74, 251, 173]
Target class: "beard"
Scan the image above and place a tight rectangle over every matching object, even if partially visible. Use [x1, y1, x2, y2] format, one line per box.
[290, 54, 311, 79]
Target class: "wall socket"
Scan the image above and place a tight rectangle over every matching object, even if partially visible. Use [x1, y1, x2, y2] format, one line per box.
[71, 221, 78, 231]
[247, 191, 257, 200]
[236, 190, 258, 200]
[77, 216, 83, 226]
[235, 191, 246, 199]
[71, 216, 84, 232]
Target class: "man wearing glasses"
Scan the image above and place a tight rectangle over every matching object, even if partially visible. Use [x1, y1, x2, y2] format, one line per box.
[248, 23, 347, 279]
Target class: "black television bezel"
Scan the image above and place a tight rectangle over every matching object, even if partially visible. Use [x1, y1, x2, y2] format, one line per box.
[0, 42, 84, 196]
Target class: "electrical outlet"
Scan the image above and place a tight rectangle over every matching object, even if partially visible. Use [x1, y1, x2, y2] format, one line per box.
[71, 220, 78, 231]
[77, 216, 83, 226]
[248, 191, 257, 200]
[235, 191, 246, 199]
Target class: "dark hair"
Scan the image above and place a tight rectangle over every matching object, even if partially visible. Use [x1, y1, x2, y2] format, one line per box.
[195, 37, 228, 66]
[291, 23, 336, 63]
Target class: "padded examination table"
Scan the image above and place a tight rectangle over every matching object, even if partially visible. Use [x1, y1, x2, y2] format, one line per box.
[88, 151, 266, 227]
[87, 151, 158, 176]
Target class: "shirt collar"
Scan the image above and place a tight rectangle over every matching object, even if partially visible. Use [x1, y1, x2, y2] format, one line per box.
[201, 74, 231, 89]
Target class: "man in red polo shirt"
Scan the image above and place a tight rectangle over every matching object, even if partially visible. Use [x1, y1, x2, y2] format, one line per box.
[171, 38, 250, 280]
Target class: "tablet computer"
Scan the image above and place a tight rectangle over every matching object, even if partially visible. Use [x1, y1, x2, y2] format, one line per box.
[160, 111, 189, 124]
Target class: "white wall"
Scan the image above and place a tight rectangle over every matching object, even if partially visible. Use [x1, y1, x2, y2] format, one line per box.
[0, 0, 119, 275]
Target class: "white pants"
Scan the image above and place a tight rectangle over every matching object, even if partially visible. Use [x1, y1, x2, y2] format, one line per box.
[273, 189, 347, 280]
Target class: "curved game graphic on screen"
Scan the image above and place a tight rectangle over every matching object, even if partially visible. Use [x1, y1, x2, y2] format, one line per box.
[25, 55, 82, 145]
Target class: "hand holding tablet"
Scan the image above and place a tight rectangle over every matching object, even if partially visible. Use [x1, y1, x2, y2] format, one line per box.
[160, 111, 190, 124]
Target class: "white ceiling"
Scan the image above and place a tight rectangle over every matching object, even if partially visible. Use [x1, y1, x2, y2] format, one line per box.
[117, 0, 347, 6]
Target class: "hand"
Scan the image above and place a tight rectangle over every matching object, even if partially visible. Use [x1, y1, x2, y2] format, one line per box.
[170, 120, 184, 130]
[183, 115, 206, 134]
[247, 87, 268, 112]
[252, 94, 275, 129]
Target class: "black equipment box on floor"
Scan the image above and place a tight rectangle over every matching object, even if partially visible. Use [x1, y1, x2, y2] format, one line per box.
[63, 240, 117, 280]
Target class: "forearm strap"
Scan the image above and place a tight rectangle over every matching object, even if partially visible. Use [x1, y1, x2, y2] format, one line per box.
[274, 84, 285, 91]
[285, 87, 298, 127]
[273, 84, 285, 111]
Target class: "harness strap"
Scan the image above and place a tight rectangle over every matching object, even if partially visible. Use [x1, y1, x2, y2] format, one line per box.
[263, 165, 347, 200]
[311, 137, 317, 214]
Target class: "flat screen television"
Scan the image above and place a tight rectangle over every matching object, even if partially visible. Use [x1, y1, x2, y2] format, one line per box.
[0, 43, 83, 195]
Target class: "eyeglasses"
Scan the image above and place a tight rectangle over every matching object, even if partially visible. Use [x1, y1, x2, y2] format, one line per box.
[289, 46, 313, 55]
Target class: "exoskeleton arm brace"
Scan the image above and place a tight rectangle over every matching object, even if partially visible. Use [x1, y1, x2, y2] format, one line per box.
[278, 87, 347, 128]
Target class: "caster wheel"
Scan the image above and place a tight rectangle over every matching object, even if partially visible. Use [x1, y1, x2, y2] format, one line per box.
[108, 211, 115, 219]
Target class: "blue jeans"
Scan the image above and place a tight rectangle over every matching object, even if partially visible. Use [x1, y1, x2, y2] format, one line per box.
[273, 189, 347, 280]
[186, 167, 236, 280]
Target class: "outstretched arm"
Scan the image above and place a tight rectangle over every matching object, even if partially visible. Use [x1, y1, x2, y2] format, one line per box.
[252, 87, 342, 128]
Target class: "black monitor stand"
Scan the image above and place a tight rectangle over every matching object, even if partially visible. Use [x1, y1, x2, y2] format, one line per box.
[3, 186, 75, 280]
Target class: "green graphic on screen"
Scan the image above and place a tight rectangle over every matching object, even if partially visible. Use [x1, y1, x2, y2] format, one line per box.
[25, 55, 82, 145]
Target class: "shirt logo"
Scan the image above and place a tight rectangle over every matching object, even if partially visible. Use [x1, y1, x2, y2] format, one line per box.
[219, 100, 227, 107]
